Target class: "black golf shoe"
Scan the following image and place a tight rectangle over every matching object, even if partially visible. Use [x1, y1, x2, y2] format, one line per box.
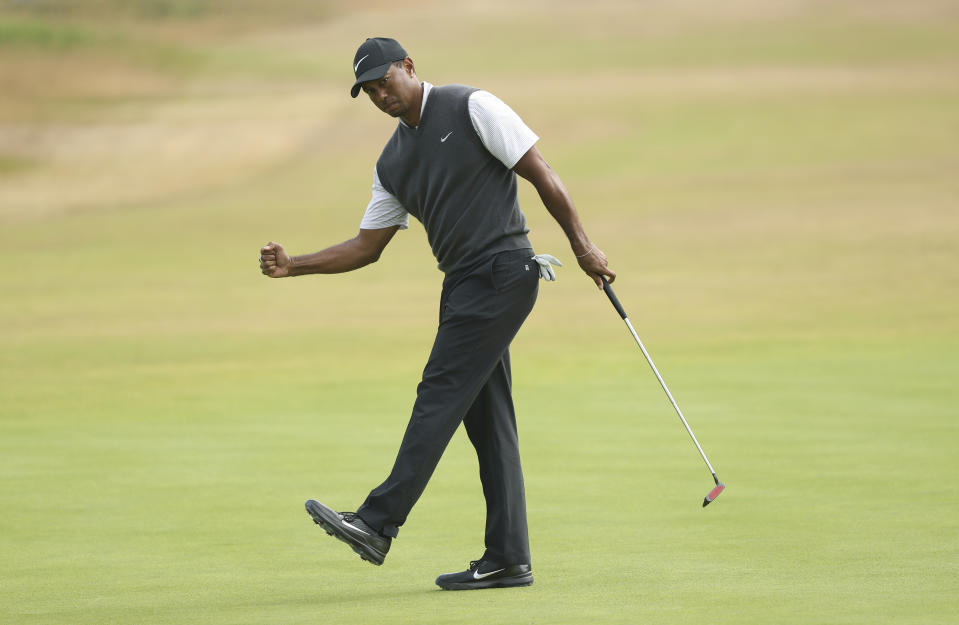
[304, 499, 390, 566]
[435, 559, 533, 590]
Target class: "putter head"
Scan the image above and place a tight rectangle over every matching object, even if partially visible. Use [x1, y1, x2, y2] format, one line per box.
[702, 483, 725, 507]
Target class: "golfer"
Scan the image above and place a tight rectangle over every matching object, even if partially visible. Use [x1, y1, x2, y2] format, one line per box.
[258, 37, 614, 590]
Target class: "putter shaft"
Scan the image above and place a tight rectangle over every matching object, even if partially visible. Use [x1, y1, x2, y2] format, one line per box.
[620, 315, 718, 479]
[601, 277, 720, 480]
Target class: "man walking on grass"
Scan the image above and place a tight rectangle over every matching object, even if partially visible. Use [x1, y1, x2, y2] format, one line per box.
[259, 37, 614, 590]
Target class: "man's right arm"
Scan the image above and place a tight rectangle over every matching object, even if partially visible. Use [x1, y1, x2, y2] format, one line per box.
[259, 226, 400, 278]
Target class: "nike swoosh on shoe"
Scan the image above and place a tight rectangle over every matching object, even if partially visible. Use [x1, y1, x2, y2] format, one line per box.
[472, 568, 505, 580]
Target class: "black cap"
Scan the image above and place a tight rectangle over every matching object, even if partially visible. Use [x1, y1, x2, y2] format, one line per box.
[351, 37, 408, 98]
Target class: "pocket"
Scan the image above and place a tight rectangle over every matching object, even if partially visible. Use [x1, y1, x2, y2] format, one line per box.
[490, 250, 536, 293]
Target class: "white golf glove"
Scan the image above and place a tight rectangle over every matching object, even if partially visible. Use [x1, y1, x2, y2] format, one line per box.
[531, 254, 563, 281]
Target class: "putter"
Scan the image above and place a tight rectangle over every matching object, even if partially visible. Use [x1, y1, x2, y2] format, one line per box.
[600, 276, 725, 507]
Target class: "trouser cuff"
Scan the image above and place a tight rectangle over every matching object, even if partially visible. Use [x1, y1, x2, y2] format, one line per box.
[381, 524, 399, 538]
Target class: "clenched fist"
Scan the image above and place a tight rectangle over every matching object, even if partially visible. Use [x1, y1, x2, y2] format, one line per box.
[259, 241, 292, 278]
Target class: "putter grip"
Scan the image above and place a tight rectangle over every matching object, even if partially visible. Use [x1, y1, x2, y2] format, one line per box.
[601, 276, 628, 319]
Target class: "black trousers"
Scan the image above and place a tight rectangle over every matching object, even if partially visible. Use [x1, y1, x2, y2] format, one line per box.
[357, 248, 539, 565]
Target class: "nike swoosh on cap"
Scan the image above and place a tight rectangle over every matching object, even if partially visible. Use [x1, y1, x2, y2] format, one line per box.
[354, 54, 369, 73]
[472, 567, 505, 580]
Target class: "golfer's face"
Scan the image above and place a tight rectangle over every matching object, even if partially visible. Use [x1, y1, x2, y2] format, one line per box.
[362, 65, 411, 118]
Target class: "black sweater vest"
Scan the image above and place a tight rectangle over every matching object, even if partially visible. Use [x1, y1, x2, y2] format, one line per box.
[375, 84, 531, 275]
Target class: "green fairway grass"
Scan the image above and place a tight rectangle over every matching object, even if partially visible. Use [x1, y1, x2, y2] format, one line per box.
[1, 1, 957, 623]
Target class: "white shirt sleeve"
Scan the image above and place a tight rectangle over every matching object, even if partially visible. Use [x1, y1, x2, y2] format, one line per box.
[360, 168, 409, 230]
[468, 90, 539, 169]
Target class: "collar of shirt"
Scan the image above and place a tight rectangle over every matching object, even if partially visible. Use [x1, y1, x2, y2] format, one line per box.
[398, 81, 433, 129]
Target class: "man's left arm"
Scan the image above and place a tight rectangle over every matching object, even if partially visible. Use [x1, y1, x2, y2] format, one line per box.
[512, 146, 615, 288]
